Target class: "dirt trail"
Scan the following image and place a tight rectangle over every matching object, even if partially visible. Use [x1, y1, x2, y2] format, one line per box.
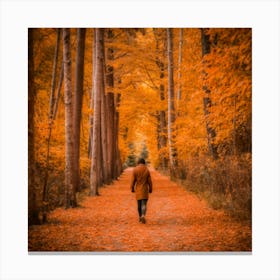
[28, 168, 251, 252]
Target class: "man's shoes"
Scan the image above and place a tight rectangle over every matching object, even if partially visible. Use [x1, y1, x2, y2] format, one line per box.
[140, 215, 146, 224]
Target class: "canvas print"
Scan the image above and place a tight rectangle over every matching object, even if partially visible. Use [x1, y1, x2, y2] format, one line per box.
[28, 28, 252, 252]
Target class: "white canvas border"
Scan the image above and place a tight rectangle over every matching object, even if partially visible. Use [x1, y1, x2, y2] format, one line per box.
[0, 0, 279, 279]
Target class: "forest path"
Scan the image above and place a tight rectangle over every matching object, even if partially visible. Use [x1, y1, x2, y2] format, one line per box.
[29, 168, 251, 252]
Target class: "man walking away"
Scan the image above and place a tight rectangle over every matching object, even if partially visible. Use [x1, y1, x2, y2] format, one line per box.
[130, 158, 153, 224]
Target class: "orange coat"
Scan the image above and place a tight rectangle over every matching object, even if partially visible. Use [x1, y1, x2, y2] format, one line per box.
[130, 164, 153, 200]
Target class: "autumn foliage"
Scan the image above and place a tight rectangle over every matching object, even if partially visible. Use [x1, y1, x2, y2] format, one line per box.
[29, 169, 251, 251]
[28, 28, 252, 247]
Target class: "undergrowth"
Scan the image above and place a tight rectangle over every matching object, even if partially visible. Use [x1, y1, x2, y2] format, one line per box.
[162, 153, 252, 221]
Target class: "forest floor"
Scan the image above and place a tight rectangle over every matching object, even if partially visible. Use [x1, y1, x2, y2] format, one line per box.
[28, 168, 252, 252]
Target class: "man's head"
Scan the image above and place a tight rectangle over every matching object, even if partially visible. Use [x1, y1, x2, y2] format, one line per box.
[137, 158, 146, 165]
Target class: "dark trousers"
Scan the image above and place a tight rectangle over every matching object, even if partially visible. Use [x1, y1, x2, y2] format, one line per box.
[137, 199, 148, 217]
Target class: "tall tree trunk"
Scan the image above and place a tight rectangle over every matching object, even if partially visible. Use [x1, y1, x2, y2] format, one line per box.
[114, 92, 122, 178]
[158, 87, 168, 169]
[88, 88, 93, 159]
[90, 28, 103, 195]
[153, 28, 168, 169]
[53, 61, 64, 120]
[167, 28, 177, 174]
[177, 28, 183, 105]
[101, 89, 109, 185]
[106, 29, 115, 181]
[28, 28, 40, 225]
[99, 29, 110, 184]
[99, 29, 110, 185]
[62, 28, 77, 207]
[201, 28, 218, 160]
[49, 29, 61, 120]
[105, 92, 115, 180]
[42, 28, 61, 223]
[73, 28, 86, 193]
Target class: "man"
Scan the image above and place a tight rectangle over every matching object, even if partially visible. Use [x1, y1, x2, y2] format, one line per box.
[130, 158, 153, 224]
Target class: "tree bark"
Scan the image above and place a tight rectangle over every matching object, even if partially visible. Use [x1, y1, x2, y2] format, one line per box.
[106, 92, 115, 179]
[90, 28, 103, 195]
[177, 28, 183, 105]
[167, 28, 177, 174]
[153, 28, 168, 169]
[88, 88, 93, 159]
[101, 88, 109, 185]
[28, 28, 40, 225]
[99, 29, 110, 184]
[62, 28, 77, 207]
[42, 28, 61, 223]
[53, 61, 64, 120]
[106, 29, 115, 181]
[114, 93, 123, 179]
[201, 28, 218, 160]
[114, 92, 122, 178]
[49, 29, 61, 120]
[73, 28, 86, 193]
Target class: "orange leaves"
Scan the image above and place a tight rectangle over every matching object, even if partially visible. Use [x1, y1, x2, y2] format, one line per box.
[29, 168, 251, 252]
[32, 28, 252, 178]
[92, 28, 252, 165]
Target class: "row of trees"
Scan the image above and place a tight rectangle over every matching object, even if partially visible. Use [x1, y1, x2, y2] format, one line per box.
[115, 28, 251, 218]
[116, 28, 251, 166]
[29, 28, 252, 225]
[28, 28, 123, 225]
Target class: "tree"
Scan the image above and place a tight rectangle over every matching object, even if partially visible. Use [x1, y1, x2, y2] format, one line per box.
[99, 29, 110, 185]
[73, 28, 86, 193]
[28, 28, 40, 225]
[126, 143, 137, 167]
[153, 28, 168, 169]
[167, 28, 177, 173]
[177, 28, 183, 104]
[62, 28, 77, 207]
[201, 28, 218, 160]
[90, 28, 104, 195]
[204, 28, 252, 156]
[42, 28, 61, 222]
[140, 143, 149, 161]
[53, 61, 64, 120]
[114, 92, 122, 178]
[105, 29, 116, 180]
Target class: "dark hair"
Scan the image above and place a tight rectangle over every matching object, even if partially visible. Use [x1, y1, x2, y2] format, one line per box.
[137, 158, 146, 165]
